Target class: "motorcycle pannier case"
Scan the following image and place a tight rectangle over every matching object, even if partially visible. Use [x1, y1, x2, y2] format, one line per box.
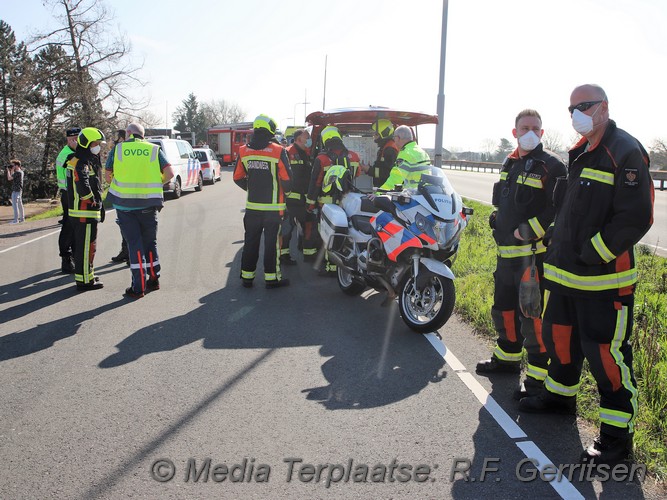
[320, 204, 348, 252]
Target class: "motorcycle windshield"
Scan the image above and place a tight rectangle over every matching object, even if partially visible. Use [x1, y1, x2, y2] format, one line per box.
[412, 168, 462, 221]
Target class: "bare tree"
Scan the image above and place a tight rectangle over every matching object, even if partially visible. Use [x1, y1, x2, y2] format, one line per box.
[479, 138, 496, 162]
[200, 99, 247, 126]
[649, 138, 667, 169]
[541, 128, 564, 153]
[31, 0, 147, 125]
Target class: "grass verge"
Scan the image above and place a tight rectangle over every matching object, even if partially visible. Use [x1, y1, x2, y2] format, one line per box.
[453, 199, 667, 482]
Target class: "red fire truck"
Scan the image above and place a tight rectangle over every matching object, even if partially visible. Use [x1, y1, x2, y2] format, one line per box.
[207, 122, 254, 165]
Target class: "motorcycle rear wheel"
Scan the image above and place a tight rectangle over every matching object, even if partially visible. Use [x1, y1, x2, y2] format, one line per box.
[337, 266, 366, 296]
[398, 271, 455, 333]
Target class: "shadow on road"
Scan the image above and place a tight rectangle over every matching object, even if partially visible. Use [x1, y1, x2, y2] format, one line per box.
[99, 246, 447, 410]
[449, 371, 646, 499]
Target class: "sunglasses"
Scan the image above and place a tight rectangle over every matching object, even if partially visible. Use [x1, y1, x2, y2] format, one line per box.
[568, 100, 603, 114]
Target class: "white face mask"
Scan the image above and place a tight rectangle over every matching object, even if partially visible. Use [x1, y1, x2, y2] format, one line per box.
[90, 145, 101, 155]
[571, 102, 602, 136]
[518, 130, 540, 151]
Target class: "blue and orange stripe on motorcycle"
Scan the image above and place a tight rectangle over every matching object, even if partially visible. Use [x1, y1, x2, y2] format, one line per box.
[371, 212, 423, 262]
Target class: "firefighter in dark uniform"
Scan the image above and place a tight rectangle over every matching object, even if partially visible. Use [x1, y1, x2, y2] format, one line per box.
[55, 127, 80, 273]
[306, 126, 362, 276]
[66, 127, 106, 291]
[476, 109, 567, 402]
[519, 85, 654, 465]
[281, 128, 317, 263]
[367, 119, 399, 188]
[234, 115, 293, 289]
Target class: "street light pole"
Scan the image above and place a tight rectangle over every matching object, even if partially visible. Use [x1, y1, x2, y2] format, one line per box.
[434, 0, 449, 168]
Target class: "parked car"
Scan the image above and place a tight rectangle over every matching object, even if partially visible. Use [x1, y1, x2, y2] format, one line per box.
[146, 137, 203, 198]
[194, 147, 222, 184]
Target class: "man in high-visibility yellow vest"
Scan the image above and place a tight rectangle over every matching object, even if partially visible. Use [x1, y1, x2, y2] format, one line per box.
[55, 126, 80, 273]
[377, 125, 431, 192]
[105, 123, 174, 299]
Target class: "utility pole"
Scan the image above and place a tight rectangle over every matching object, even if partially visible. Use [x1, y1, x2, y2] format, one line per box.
[322, 55, 327, 110]
[434, 0, 449, 168]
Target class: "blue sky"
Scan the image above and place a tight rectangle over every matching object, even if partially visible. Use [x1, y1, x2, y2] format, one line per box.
[3, 0, 666, 151]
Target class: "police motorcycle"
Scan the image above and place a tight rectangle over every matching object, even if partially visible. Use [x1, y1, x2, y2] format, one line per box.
[318, 165, 473, 333]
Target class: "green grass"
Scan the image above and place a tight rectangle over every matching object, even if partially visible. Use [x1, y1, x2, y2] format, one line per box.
[28, 205, 63, 221]
[453, 199, 667, 482]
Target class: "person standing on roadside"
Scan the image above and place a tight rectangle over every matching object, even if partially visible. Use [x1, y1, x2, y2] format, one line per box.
[281, 128, 317, 263]
[519, 84, 654, 466]
[55, 127, 80, 272]
[234, 114, 293, 289]
[106, 123, 173, 299]
[7, 159, 24, 224]
[67, 127, 106, 291]
[476, 109, 566, 403]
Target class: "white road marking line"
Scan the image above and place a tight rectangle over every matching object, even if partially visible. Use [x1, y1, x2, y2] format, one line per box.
[516, 441, 585, 500]
[0, 229, 61, 254]
[0, 209, 116, 254]
[424, 332, 582, 499]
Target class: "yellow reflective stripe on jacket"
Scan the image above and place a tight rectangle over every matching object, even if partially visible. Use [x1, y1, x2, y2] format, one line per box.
[246, 201, 286, 211]
[497, 241, 546, 258]
[528, 217, 545, 239]
[287, 192, 304, 200]
[517, 175, 543, 189]
[581, 168, 614, 185]
[543, 263, 637, 291]
[500, 172, 508, 180]
[241, 153, 283, 210]
[591, 232, 616, 263]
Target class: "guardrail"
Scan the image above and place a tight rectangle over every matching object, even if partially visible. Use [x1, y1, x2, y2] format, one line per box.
[652, 170, 667, 191]
[441, 160, 502, 173]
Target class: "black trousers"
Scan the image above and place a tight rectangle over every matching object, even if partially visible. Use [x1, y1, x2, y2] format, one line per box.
[71, 219, 98, 284]
[241, 210, 282, 283]
[58, 190, 75, 258]
[281, 200, 319, 258]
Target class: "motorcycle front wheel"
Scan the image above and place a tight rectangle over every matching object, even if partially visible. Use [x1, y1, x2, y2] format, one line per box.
[398, 271, 455, 333]
[337, 265, 366, 296]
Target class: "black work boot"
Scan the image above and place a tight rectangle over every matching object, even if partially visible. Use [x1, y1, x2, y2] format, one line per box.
[111, 249, 128, 263]
[513, 377, 544, 400]
[280, 254, 297, 265]
[580, 433, 633, 464]
[519, 391, 576, 415]
[61, 256, 75, 274]
[476, 356, 521, 374]
[266, 278, 290, 289]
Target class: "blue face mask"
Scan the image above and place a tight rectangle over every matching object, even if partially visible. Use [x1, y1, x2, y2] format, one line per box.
[305, 138, 312, 148]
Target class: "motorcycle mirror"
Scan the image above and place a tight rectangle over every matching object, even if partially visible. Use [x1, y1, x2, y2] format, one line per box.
[373, 195, 396, 215]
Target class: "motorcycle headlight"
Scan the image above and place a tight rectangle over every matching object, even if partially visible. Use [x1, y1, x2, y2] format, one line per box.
[415, 212, 436, 241]
[434, 220, 455, 248]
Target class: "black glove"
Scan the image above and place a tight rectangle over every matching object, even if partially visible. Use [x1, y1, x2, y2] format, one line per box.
[100, 204, 106, 223]
[488, 210, 497, 230]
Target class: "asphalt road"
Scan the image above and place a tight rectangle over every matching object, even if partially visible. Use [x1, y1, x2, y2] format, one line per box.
[0, 168, 659, 499]
[441, 168, 667, 257]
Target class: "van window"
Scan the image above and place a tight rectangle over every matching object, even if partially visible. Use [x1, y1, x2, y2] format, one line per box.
[176, 140, 193, 159]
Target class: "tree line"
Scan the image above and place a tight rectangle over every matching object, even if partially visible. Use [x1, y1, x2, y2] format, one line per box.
[0, 0, 245, 203]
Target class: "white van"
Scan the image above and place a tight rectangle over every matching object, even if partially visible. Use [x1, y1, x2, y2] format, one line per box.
[146, 137, 203, 198]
